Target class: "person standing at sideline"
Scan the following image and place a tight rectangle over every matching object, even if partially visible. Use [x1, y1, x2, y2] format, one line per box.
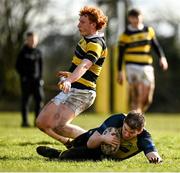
[36, 6, 108, 148]
[117, 8, 168, 113]
[16, 32, 44, 127]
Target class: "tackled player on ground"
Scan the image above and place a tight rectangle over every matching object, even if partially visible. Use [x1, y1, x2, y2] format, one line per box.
[36, 111, 162, 164]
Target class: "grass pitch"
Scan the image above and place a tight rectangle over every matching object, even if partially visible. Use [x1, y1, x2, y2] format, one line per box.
[0, 112, 180, 172]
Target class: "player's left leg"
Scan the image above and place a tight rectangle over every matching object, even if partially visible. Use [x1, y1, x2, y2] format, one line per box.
[134, 82, 144, 112]
[141, 65, 155, 112]
[33, 80, 44, 125]
[126, 64, 144, 113]
[129, 83, 138, 110]
[129, 82, 143, 113]
[59, 147, 102, 161]
[36, 146, 61, 158]
[142, 84, 155, 112]
[36, 145, 102, 161]
[21, 80, 31, 127]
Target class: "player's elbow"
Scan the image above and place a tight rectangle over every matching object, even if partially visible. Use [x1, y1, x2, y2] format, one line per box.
[87, 139, 93, 148]
[87, 134, 99, 148]
[82, 59, 93, 70]
[87, 137, 102, 149]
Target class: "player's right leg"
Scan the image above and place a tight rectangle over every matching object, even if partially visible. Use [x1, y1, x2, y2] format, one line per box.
[36, 101, 70, 144]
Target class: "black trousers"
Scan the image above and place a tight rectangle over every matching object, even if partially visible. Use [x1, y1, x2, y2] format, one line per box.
[60, 147, 103, 161]
[20, 78, 44, 124]
[59, 130, 104, 161]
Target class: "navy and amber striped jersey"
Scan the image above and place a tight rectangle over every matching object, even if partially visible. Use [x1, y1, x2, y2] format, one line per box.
[118, 25, 165, 71]
[69, 33, 107, 90]
[96, 114, 157, 160]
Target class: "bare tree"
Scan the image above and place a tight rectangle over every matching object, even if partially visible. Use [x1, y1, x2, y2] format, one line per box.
[0, 0, 49, 97]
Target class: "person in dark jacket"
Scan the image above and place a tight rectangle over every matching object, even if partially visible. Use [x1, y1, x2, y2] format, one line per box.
[16, 32, 44, 127]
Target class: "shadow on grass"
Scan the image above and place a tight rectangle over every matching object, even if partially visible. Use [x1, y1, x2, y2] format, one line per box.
[0, 155, 78, 162]
[18, 141, 58, 146]
[0, 141, 59, 147]
[0, 156, 39, 161]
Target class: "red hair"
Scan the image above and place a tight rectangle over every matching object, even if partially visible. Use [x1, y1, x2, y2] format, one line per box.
[79, 6, 108, 30]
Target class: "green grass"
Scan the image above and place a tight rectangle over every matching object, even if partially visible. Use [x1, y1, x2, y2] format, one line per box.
[0, 112, 180, 172]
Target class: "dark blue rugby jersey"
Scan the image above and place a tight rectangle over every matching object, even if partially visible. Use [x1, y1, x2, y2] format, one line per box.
[96, 114, 157, 160]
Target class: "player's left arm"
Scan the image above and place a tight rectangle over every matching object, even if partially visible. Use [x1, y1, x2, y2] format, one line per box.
[150, 27, 168, 71]
[152, 37, 168, 71]
[146, 151, 163, 164]
[138, 129, 163, 164]
[159, 56, 168, 71]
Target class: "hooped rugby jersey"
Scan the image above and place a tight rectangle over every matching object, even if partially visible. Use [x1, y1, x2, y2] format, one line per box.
[118, 25, 165, 71]
[69, 33, 107, 90]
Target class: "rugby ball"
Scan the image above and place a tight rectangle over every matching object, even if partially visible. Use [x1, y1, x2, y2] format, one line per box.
[101, 127, 121, 155]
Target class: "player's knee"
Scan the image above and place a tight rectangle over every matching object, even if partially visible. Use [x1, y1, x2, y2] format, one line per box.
[35, 118, 44, 131]
[36, 117, 50, 131]
[53, 123, 68, 135]
[147, 96, 153, 105]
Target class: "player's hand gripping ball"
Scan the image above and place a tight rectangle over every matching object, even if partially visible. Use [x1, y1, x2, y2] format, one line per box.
[57, 76, 66, 90]
[101, 127, 121, 155]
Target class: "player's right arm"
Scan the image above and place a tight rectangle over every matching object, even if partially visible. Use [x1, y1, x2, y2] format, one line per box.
[117, 71, 125, 85]
[87, 131, 120, 149]
[87, 114, 124, 148]
[57, 59, 93, 93]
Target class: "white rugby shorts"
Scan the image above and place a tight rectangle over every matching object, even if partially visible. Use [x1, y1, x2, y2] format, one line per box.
[126, 64, 155, 86]
[52, 88, 96, 115]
